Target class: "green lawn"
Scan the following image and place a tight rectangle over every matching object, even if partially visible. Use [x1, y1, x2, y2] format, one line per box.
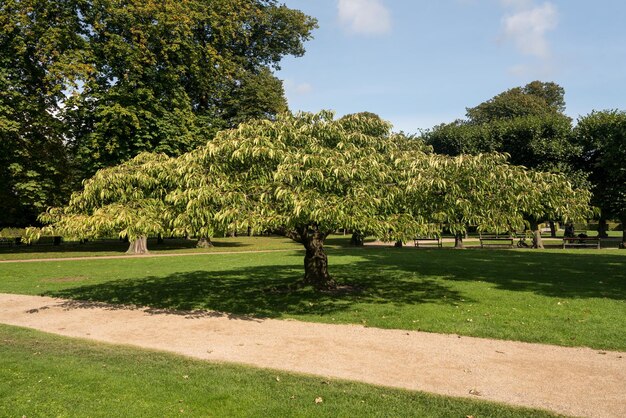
[1, 246, 625, 350]
[0, 324, 558, 418]
[0, 236, 306, 261]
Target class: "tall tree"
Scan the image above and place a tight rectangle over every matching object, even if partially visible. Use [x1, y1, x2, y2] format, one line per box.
[0, 0, 90, 227]
[574, 110, 626, 246]
[66, 0, 316, 179]
[1, 0, 316, 226]
[465, 81, 565, 124]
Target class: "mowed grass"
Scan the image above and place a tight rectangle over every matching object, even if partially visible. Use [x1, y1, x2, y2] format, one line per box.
[0, 236, 305, 261]
[1, 244, 625, 350]
[0, 324, 558, 418]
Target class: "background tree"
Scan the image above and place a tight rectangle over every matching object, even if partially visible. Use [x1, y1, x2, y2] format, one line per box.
[423, 81, 585, 237]
[66, 0, 316, 180]
[40, 153, 176, 254]
[1, 0, 316, 226]
[0, 0, 90, 227]
[574, 110, 626, 245]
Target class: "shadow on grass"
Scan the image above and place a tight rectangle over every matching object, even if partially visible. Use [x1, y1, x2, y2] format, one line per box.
[346, 248, 626, 301]
[0, 238, 251, 256]
[46, 262, 465, 318]
[45, 248, 625, 318]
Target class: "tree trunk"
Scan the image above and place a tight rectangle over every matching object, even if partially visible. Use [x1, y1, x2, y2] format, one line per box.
[302, 228, 336, 290]
[247, 226, 252, 237]
[350, 231, 364, 246]
[126, 236, 148, 254]
[530, 220, 544, 249]
[454, 232, 464, 249]
[394, 240, 403, 248]
[598, 218, 609, 239]
[196, 237, 214, 248]
[549, 221, 557, 238]
[621, 219, 626, 249]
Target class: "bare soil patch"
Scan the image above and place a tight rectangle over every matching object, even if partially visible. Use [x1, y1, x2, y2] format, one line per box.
[0, 293, 624, 417]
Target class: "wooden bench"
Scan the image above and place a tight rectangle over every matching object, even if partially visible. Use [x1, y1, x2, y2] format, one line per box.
[479, 233, 514, 248]
[413, 237, 443, 248]
[562, 237, 601, 249]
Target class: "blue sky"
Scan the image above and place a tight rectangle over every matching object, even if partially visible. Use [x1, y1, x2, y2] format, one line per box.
[277, 0, 626, 133]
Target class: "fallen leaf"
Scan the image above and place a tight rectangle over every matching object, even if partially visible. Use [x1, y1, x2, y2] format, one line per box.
[182, 375, 189, 379]
[469, 389, 481, 396]
[275, 376, 281, 382]
[315, 397, 323, 404]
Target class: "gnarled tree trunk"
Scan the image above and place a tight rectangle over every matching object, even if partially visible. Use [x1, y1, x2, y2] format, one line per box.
[196, 237, 214, 248]
[300, 226, 336, 290]
[126, 236, 148, 254]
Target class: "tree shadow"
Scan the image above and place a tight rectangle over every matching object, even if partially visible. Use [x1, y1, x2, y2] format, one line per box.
[342, 248, 626, 301]
[46, 262, 465, 319]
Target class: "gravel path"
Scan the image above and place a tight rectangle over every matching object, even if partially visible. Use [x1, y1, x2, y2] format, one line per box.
[1, 293, 624, 417]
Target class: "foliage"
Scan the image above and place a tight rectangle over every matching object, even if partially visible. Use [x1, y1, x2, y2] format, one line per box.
[424, 81, 587, 191]
[465, 81, 565, 124]
[1, 0, 317, 226]
[40, 153, 175, 242]
[574, 110, 626, 234]
[43, 111, 592, 286]
[0, 0, 88, 226]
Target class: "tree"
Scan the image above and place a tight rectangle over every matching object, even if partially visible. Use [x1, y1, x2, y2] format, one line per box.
[44, 112, 593, 289]
[173, 112, 591, 288]
[39, 153, 176, 254]
[66, 0, 317, 180]
[0, 0, 89, 226]
[465, 81, 565, 124]
[574, 110, 626, 246]
[1, 0, 317, 226]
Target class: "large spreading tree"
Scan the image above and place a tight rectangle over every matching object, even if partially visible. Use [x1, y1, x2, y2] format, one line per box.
[1, 0, 316, 226]
[43, 112, 593, 290]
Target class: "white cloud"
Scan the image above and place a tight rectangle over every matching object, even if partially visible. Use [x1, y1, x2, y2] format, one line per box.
[337, 0, 391, 35]
[501, 2, 558, 59]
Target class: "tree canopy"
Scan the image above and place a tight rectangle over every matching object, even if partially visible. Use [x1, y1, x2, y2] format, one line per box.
[42, 112, 593, 290]
[1, 0, 316, 226]
[574, 110, 626, 244]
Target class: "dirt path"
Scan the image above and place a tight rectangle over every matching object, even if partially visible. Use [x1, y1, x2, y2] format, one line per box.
[1, 293, 624, 417]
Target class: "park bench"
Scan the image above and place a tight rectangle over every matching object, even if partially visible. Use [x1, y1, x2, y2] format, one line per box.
[413, 236, 443, 248]
[562, 236, 601, 249]
[479, 233, 514, 248]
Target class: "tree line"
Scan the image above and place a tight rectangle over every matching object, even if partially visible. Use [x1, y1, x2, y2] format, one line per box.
[422, 81, 626, 241]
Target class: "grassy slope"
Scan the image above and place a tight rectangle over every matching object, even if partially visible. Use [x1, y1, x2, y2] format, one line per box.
[0, 324, 558, 418]
[1, 247, 624, 350]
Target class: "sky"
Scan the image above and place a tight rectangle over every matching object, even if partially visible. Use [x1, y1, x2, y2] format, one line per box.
[276, 0, 626, 133]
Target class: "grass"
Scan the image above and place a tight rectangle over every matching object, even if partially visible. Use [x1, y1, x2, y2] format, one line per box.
[0, 324, 558, 418]
[1, 246, 625, 351]
[0, 236, 305, 261]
